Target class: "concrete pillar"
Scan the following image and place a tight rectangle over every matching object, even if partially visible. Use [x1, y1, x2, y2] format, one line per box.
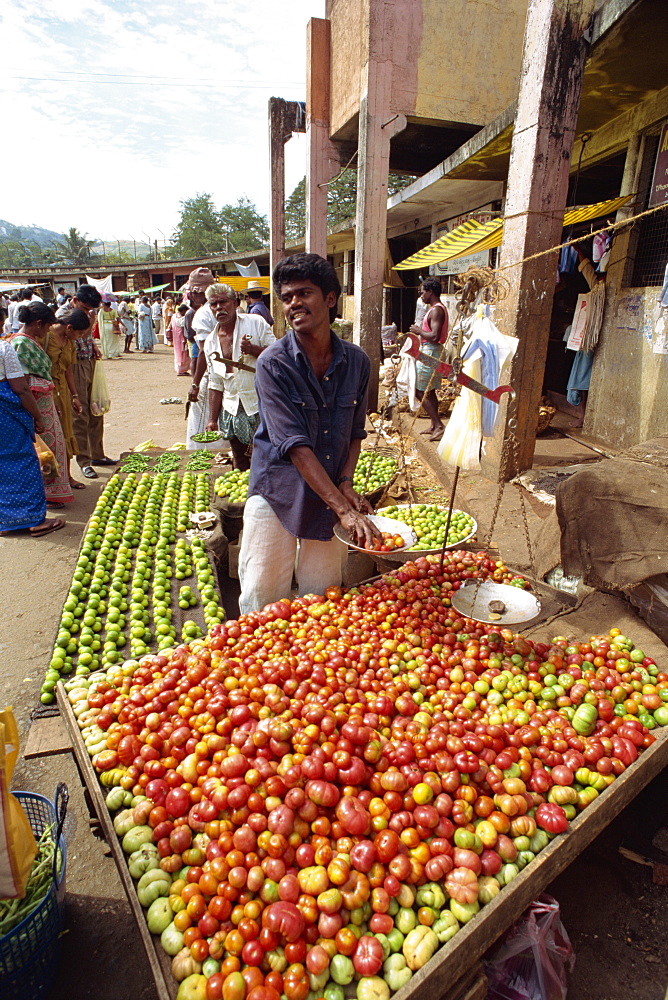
[353, 0, 406, 409]
[483, 0, 598, 481]
[306, 19, 339, 258]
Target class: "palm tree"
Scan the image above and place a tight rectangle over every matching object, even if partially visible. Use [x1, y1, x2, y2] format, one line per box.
[51, 227, 94, 264]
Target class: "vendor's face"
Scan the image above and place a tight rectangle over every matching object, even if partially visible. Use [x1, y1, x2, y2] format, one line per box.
[208, 293, 236, 325]
[278, 279, 335, 335]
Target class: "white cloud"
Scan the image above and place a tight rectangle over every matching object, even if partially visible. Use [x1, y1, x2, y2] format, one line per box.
[0, 0, 325, 241]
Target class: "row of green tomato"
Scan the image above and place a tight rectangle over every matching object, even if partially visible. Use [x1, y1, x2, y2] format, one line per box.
[43, 472, 224, 703]
[214, 452, 399, 506]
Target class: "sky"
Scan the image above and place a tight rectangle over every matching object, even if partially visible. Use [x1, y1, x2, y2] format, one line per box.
[0, 0, 325, 245]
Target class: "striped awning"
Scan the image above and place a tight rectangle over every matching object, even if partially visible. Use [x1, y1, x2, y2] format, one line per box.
[393, 194, 634, 269]
[394, 218, 502, 270]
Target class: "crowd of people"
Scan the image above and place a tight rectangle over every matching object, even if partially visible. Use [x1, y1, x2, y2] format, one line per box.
[1, 255, 385, 617]
[0, 283, 117, 537]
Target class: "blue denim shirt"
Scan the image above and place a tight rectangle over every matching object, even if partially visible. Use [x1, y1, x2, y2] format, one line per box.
[248, 330, 369, 540]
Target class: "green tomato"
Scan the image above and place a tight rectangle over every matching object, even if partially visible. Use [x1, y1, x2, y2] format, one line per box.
[330, 955, 355, 985]
[147, 896, 173, 934]
[653, 705, 668, 727]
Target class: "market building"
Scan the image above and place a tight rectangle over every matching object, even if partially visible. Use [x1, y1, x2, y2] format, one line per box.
[269, 0, 668, 457]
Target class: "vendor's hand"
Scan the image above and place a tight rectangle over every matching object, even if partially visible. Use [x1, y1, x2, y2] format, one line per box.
[241, 334, 260, 357]
[409, 324, 422, 336]
[188, 384, 199, 402]
[339, 481, 374, 515]
[206, 419, 218, 432]
[72, 397, 83, 414]
[339, 508, 382, 548]
[34, 417, 45, 434]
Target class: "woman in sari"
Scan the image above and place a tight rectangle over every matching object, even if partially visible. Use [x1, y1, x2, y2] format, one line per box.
[98, 299, 121, 358]
[170, 303, 190, 374]
[10, 301, 74, 507]
[0, 338, 65, 536]
[137, 296, 156, 353]
[47, 308, 90, 491]
[163, 297, 175, 344]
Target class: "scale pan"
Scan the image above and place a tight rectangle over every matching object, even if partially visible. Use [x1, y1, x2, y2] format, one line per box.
[451, 580, 541, 625]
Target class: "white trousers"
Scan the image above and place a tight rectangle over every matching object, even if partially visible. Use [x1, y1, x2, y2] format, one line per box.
[238, 495, 347, 614]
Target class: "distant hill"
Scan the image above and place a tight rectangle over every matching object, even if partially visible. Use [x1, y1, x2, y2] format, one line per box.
[0, 220, 153, 265]
[0, 219, 66, 248]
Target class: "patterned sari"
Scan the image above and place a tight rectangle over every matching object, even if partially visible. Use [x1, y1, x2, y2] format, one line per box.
[10, 333, 73, 504]
[0, 373, 47, 533]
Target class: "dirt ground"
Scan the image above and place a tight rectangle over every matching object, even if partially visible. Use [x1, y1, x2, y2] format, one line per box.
[2, 344, 668, 1000]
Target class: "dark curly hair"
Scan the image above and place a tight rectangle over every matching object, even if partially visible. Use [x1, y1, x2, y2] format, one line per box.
[272, 253, 341, 324]
[421, 276, 442, 297]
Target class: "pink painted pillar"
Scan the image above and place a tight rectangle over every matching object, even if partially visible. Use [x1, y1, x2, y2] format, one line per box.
[353, 2, 406, 409]
[484, 0, 599, 481]
[306, 19, 339, 258]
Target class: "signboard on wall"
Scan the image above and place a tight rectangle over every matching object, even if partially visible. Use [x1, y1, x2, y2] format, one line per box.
[649, 123, 668, 207]
[431, 209, 493, 276]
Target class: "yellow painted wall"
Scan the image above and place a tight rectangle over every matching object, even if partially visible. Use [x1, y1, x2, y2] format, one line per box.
[327, 0, 528, 136]
[413, 0, 528, 125]
[328, 0, 368, 136]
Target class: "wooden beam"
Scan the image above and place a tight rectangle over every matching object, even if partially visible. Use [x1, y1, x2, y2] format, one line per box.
[483, 0, 599, 481]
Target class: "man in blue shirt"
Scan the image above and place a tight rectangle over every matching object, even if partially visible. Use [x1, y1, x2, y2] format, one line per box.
[239, 253, 380, 613]
[245, 281, 274, 327]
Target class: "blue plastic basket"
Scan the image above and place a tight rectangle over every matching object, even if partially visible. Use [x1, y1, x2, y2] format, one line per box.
[0, 785, 68, 1000]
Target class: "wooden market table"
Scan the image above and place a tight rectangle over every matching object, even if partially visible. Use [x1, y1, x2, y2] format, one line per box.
[56, 682, 668, 1000]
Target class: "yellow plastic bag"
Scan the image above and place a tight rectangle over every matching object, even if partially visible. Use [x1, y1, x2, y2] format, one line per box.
[34, 434, 58, 478]
[0, 709, 38, 899]
[437, 356, 483, 470]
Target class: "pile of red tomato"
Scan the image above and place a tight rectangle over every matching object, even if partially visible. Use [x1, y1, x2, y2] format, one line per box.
[87, 551, 664, 1000]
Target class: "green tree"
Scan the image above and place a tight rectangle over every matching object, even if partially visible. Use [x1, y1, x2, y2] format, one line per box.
[219, 197, 269, 253]
[285, 171, 414, 238]
[169, 193, 226, 257]
[285, 177, 307, 243]
[50, 227, 94, 264]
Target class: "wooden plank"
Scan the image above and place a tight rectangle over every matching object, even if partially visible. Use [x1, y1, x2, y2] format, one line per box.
[391, 725, 668, 1000]
[24, 715, 73, 758]
[56, 682, 175, 1000]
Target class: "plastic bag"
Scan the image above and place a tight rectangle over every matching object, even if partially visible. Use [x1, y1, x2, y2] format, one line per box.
[485, 894, 574, 1000]
[437, 355, 482, 470]
[0, 709, 38, 898]
[393, 339, 420, 412]
[34, 433, 58, 478]
[90, 361, 111, 416]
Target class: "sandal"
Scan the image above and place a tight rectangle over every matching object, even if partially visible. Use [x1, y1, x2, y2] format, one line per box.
[69, 481, 86, 490]
[29, 518, 66, 537]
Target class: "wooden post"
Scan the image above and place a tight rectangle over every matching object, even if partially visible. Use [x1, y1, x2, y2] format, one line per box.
[306, 19, 339, 259]
[268, 98, 306, 337]
[353, 1, 406, 410]
[482, 0, 598, 481]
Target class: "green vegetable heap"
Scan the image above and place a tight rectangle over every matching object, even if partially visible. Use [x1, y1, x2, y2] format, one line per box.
[214, 468, 251, 503]
[191, 431, 223, 443]
[43, 471, 225, 702]
[379, 504, 475, 550]
[353, 452, 398, 495]
[0, 823, 62, 935]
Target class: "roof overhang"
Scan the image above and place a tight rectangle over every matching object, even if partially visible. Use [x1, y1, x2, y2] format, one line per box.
[384, 0, 667, 237]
